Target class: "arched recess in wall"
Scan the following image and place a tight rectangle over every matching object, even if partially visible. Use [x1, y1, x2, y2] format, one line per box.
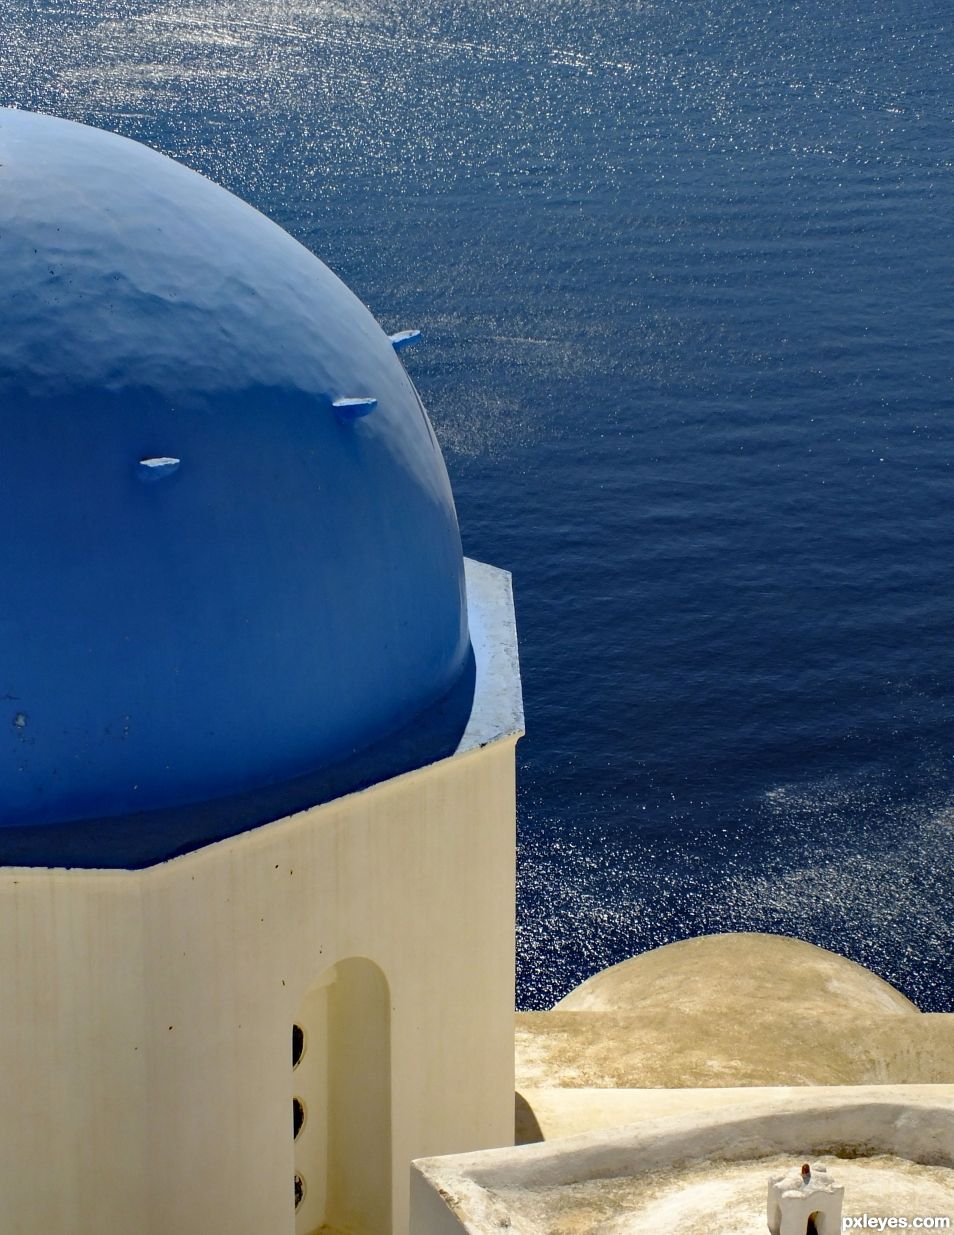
[293, 958, 392, 1235]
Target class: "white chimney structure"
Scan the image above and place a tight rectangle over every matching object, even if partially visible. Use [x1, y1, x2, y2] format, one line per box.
[768, 1162, 845, 1235]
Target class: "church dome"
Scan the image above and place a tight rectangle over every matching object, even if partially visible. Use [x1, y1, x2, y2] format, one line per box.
[0, 108, 473, 865]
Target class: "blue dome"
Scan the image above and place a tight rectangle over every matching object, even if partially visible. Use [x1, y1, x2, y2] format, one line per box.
[0, 109, 473, 865]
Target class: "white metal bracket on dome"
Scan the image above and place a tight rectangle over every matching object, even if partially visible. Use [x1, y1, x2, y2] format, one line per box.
[389, 330, 421, 352]
[333, 397, 378, 421]
[137, 457, 181, 481]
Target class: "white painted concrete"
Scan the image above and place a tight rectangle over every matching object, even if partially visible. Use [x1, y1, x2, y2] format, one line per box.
[0, 560, 522, 1235]
[768, 1163, 844, 1235]
[459, 558, 524, 754]
[515, 1084, 954, 1143]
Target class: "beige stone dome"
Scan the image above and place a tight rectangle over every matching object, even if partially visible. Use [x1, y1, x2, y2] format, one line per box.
[555, 932, 918, 1018]
[514, 933, 953, 1097]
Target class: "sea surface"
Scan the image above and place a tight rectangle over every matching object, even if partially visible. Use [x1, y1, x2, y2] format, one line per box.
[2, 0, 953, 1010]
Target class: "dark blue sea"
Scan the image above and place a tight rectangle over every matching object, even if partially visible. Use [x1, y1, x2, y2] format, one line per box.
[3, 0, 953, 1011]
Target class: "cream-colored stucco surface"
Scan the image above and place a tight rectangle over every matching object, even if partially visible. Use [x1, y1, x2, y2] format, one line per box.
[515, 1008, 954, 1089]
[515, 1084, 954, 1143]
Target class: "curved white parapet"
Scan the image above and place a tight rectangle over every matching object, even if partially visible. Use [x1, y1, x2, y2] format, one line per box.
[411, 1089, 954, 1235]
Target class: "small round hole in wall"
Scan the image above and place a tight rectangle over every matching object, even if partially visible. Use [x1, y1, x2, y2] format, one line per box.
[293, 1097, 305, 1139]
[294, 1173, 305, 1211]
[292, 1023, 305, 1069]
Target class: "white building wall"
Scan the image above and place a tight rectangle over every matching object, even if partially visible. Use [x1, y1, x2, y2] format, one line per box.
[0, 872, 148, 1233]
